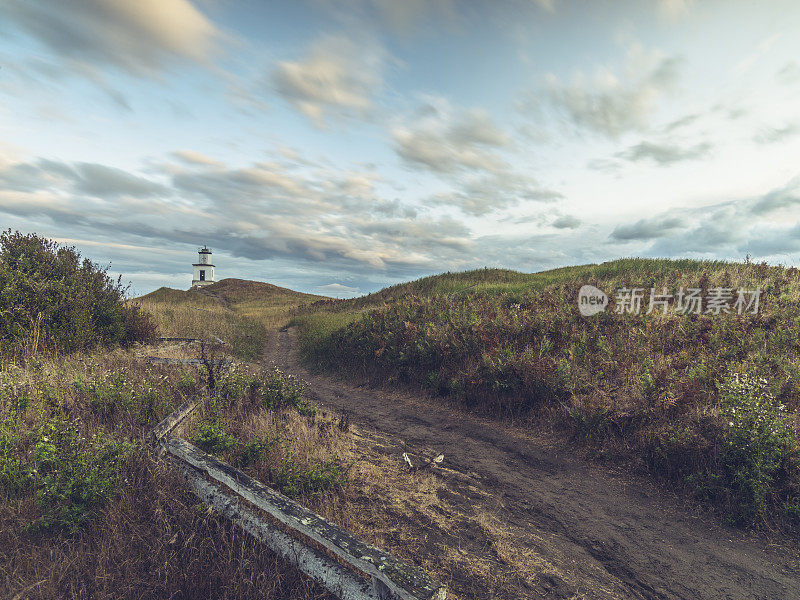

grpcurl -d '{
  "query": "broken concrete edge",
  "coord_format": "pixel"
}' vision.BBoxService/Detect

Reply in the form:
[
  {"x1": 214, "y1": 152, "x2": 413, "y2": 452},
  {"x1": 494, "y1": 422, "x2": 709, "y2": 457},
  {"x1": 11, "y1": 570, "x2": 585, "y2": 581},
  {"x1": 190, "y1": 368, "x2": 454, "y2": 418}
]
[
  {"x1": 174, "y1": 459, "x2": 385, "y2": 600},
  {"x1": 166, "y1": 437, "x2": 446, "y2": 600}
]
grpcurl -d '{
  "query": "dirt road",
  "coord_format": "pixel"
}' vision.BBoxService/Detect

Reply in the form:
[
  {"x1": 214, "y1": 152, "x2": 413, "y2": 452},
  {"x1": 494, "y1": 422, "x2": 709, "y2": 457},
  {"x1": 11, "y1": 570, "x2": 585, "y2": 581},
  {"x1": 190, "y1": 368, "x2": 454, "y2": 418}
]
[{"x1": 267, "y1": 328, "x2": 800, "y2": 600}]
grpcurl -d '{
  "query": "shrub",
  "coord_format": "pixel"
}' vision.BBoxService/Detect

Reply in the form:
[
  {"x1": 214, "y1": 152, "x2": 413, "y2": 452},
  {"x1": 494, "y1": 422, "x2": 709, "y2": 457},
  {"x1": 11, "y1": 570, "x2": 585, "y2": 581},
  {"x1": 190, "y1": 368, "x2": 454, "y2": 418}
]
[
  {"x1": 0, "y1": 229, "x2": 157, "y2": 358},
  {"x1": 238, "y1": 433, "x2": 282, "y2": 468},
  {"x1": 273, "y1": 453, "x2": 348, "y2": 499},
  {"x1": 259, "y1": 368, "x2": 316, "y2": 416},
  {"x1": 717, "y1": 372, "x2": 798, "y2": 525},
  {"x1": 192, "y1": 417, "x2": 237, "y2": 455},
  {"x1": 32, "y1": 426, "x2": 134, "y2": 532}
]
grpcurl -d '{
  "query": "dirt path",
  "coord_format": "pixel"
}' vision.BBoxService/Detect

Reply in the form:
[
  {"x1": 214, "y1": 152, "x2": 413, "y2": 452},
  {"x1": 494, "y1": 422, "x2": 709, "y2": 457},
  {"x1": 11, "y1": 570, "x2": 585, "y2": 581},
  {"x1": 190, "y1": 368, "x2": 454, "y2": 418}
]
[{"x1": 267, "y1": 328, "x2": 800, "y2": 600}]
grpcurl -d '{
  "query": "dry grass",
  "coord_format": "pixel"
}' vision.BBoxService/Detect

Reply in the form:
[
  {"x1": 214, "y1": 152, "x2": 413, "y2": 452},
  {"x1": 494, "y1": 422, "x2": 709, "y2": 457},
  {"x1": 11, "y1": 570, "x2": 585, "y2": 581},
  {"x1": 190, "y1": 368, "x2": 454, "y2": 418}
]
[
  {"x1": 133, "y1": 279, "x2": 324, "y2": 360},
  {"x1": 0, "y1": 350, "x2": 337, "y2": 600},
  {"x1": 177, "y1": 360, "x2": 574, "y2": 599},
  {"x1": 0, "y1": 454, "x2": 332, "y2": 600}
]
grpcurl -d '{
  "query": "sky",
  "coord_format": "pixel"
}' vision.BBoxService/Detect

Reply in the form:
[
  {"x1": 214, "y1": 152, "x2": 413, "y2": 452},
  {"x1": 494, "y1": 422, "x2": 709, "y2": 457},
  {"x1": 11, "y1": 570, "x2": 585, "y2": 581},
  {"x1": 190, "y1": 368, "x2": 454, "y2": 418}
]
[{"x1": 1, "y1": 0, "x2": 799, "y2": 297}]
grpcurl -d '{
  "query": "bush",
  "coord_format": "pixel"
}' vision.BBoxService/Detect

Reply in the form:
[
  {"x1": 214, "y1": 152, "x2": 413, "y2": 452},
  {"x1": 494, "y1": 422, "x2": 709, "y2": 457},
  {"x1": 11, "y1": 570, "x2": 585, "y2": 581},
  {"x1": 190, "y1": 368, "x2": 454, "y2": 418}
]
[
  {"x1": 0, "y1": 416, "x2": 134, "y2": 532},
  {"x1": 0, "y1": 229, "x2": 157, "y2": 358},
  {"x1": 259, "y1": 368, "x2": 316, "y2": 416},
  {"x1": 238, "y1": 433, "x2": 282, "y2": 468},
  {"x1": 192, "y1": 417, "x2": 237, "y2": 455},
  {"x1": 273, "y1": 453, "x2": 348, "y2": 499},
  {"x1": 32, "y1": 425, "x2": 134, "y2": 532},
  {"x1": 717, "y1": 372, "x2": 798, "y2": 525}
]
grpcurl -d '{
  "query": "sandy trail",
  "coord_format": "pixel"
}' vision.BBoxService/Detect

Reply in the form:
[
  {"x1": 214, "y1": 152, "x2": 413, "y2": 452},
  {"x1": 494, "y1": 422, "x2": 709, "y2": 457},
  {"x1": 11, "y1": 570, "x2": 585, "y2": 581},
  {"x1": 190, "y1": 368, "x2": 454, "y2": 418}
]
[{"x1": 267, "y1": 327, "x2": 800, "y2": 600}]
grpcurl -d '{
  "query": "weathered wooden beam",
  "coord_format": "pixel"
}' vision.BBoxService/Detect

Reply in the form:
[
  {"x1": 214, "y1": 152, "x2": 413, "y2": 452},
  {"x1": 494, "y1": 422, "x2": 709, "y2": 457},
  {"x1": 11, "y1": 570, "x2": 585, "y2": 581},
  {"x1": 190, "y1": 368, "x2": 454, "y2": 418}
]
[
  {"x1": 150, "y1": 396, "x2": 202, "y2": 453},
  {"x1": 175, "y1": 460, "x2": 384, "y2": 600},
  {"x1": 166, "y1": 438, "x2": 446, "y2": 600}
]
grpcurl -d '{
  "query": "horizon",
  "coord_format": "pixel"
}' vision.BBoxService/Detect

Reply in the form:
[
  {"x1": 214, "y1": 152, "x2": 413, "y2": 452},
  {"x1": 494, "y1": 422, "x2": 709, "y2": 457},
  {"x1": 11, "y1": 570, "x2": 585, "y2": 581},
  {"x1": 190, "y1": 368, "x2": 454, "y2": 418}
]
[{"x1": 2, "y1": 1, "x2": 800, "y2": 298}]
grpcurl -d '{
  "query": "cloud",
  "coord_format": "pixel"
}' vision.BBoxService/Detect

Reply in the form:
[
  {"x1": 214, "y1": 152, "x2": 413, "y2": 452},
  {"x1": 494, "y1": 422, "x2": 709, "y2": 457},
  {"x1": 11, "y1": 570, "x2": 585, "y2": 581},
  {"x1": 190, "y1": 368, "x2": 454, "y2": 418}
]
[
  {"x1": 751, "y1": 177, "x2": 800, "y2": 212},
  {"x1": 272, "y1": 35, "x2": 386, "y2": 127},
  {"x1": 393, "y1": 104, "x2": 510, "y2": 174},
  {"x1": 433, "y1": 172, "x2": 561, "y2": 216},
  {"x1": 73, "y1": 163, "x2": 170, "y2": 198},
  {"x1": 0, "y1": 152, "x2": 479, "y2": 277},
  {"x1": 777, "y1": 61, "x2": 800, "y2": 84},
  {"x1": 753, "y1": 123, "x2": 800, "y2": 144},
  {"x1": 733, "y1": 33, "x2": 781, "y2": 77},
  {"x1": 393, "y1": 99, "x2": 563, "y2": 215},
  {"x1": 172, "y1": 150, "x2": 223, "y2": 167},
  {"x1": 0, "y1": 158, "x2": 170, "y2": 198},
  {"x1": 611, "y1": 215, "x2": 687, "y2": 241},
  {"x1": 542, "y1": 44, "x2": 683, "y2": 138},
  {"x1": 311, "y1": 0, "x2": 461, "y2": 34},
  {"x1": 552, "y1": 215, "x2": 581, "y2": 229},
  {"x1": 609, "y1": 176, "x2": 800, "y2": 261},
  {"x1": 0, "y1": 0, "x2": 222, "y2": 78},
  {"x1": 663, "y1": 113, "x2": 700, "y2": 132},
  {"x1": 657, "y1": 0, "x2": 695, "y2": 21},
  {"x1": 533, "y1": 0, "x2": 557, "y2": 11},
  {"x1": 618, "y1": 140, "x2": 711, "y2": 165}
]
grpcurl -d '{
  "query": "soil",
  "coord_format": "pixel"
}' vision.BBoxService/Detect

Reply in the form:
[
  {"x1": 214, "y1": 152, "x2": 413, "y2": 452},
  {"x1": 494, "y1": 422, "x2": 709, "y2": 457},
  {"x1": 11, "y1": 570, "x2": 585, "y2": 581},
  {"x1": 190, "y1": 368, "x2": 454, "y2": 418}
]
[{"x1": 266, "y1": 327, "x2": 800, "y2": 600}]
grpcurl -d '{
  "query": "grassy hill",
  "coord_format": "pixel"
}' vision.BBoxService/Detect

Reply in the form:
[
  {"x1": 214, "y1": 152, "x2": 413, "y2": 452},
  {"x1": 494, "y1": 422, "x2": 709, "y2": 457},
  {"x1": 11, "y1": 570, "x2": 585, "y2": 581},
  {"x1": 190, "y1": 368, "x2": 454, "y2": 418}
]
[
  {"x1": 134, "y1": 278, "x2": 323, "y2": 359},
  {"x1": 293, "y1": 258, "x2": 800, "y2": 528}
]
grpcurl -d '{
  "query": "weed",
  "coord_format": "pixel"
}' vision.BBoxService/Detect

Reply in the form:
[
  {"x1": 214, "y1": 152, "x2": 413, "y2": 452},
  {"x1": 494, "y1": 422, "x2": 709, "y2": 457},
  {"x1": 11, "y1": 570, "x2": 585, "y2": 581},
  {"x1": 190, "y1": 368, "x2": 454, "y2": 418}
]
[
  {"x1": 191, "y1": 417, "x2": 237, "y2": 455},
  {"x1": 238, "y1": 433, "x2": 282, "y2": 468},
  {"x1": 273, "y1": 452, "x2": 348, "y2": 499}
]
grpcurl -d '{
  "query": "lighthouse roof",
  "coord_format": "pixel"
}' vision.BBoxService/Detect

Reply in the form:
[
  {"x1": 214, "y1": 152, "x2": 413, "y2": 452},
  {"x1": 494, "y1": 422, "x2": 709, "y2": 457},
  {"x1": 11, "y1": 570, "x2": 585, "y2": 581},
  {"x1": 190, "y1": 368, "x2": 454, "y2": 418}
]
[{"x1": 199, "y1": 246, "x2": 212, "y2": 254}]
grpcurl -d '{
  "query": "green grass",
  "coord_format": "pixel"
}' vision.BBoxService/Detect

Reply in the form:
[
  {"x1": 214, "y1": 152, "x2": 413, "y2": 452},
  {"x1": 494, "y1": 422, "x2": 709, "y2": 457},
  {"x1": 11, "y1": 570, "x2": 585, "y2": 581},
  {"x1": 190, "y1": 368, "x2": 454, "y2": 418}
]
[{"x1": 293, "y1": 257, "x2": 800, "y2": 528}]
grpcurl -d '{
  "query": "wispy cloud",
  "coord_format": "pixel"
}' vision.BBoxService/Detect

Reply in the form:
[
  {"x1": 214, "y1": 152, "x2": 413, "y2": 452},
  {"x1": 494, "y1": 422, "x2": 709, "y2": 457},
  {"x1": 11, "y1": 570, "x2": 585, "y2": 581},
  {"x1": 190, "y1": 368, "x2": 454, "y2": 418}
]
[
  {"x1": 0, "y1": 0, "x2": 223, "y2": 78},
  {"x1": 617, "y1": 140, "x2": 711, "y2": 165},
  {"x1": 540, "y1": 44, "x2": 683, "y2": 138},
  {"x1": 272, "y1": 34, "x2": 387, "y2": 127},
  {"x1": 611, "y1": 176, "x2": 800, "y2": 259},
  {"x1": 393, "y1": 103, "x2": 510, "y2": 174},
  {"x1": 753, "y1": 123, "x2": 800, "y2": 144}
]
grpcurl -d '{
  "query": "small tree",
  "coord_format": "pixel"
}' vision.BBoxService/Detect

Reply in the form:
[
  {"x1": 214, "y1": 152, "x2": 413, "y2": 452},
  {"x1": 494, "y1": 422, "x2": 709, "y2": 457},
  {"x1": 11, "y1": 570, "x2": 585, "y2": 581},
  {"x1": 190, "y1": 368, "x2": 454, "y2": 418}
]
[{"x1": 0, "y1": 230, "x2": 156, "y2": 358}]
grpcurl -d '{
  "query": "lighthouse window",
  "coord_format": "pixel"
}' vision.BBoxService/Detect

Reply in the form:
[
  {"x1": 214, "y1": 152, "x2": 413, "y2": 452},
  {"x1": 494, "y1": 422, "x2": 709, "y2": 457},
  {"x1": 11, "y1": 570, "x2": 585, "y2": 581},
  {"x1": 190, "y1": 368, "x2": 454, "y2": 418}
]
[{"x1": 200, "y1": 270, "x2": 205, "y2": 281}]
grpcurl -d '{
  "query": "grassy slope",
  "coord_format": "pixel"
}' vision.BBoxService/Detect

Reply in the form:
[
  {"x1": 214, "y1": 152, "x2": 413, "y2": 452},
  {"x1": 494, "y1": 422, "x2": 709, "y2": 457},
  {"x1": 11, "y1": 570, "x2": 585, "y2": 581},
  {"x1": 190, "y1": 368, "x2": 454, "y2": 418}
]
[
  {"x1": 293, "y1": 258, "x2": 800, "y2": 527},
  {"x1": 133, "y1": 278, "x2": 323, "y2": 360}
]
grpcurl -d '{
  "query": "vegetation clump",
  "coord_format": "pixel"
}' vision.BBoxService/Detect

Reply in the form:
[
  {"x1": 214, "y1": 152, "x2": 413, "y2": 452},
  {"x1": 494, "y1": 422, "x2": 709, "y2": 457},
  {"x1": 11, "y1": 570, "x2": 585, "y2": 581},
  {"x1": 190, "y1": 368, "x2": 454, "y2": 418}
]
[
  {"x1": 188, "y1": 366, "x2": 348, "y2": 500},
  {"x1": 716, "y1": 372, "x2": 797, "y2": 524},
  {"x1": 0, "y1": 230, "x2": 156, "y2": 359}
]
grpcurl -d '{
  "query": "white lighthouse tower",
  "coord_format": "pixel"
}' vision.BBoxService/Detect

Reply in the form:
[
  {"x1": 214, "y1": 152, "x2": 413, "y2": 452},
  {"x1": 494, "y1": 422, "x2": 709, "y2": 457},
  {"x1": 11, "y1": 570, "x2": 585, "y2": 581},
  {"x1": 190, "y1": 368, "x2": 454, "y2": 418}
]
[{"x1": 192, "y1": 246, "x2": 216, "y2": 287}]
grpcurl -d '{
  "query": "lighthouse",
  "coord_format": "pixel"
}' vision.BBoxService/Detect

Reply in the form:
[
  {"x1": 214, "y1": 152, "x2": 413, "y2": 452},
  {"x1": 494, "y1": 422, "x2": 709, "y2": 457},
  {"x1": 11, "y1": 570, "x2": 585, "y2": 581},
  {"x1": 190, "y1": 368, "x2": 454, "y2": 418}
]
[{"x1": 192, "y1": 246, "x2": 216, "y2": 287}]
